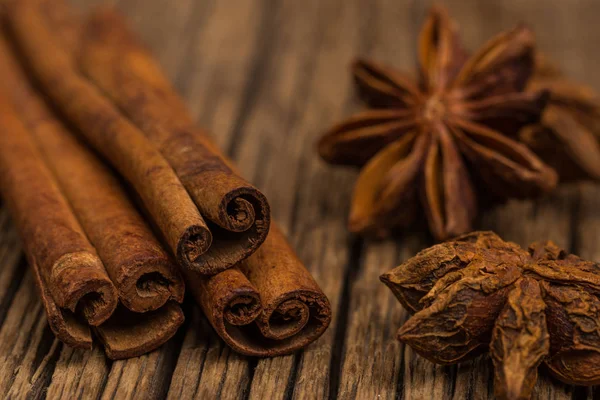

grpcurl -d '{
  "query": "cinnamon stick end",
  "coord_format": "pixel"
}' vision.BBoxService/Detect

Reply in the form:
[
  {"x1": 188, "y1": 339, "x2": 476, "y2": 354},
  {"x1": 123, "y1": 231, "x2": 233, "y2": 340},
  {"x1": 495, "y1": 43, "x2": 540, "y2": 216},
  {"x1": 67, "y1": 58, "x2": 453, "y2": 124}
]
[
  {"x1": 218, "y1": 186, "x2": 270, "y2": 234},
  {"x1": 177, "y1": 225, "x2": 213, "y2": 273},
  {"x1": 95, "y1": 302, "x2": 184, "y2": 360},
  {"x1": 118, "y1": 258, "x2": 185, "y2": 313},
  {"x1": 49, "y1": 252, "x2": 118, "y2": 326}
]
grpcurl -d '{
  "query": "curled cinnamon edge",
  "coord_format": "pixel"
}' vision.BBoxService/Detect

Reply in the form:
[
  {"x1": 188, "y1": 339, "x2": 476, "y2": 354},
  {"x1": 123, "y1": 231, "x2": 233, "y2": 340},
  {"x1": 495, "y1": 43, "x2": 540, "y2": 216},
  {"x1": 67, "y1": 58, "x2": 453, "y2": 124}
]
[
  {"x1": 95, "y1": 301, "x2": 184, "y2": 360},
  {"x1": 116, "y1": 258, "x2": 184, "y2": 313},
  {"x1": 218, "y1": 288, "x2": 330, "y2": 356},
  {"x1": 190, "y1": 227, "x2": 332, "y2": 357},
  {"x1": 50, "y1": 252, "x2": 117, "y2": 326},
  {"x1": 177, "y1": 224, "x2": 213, "y2": 272}
]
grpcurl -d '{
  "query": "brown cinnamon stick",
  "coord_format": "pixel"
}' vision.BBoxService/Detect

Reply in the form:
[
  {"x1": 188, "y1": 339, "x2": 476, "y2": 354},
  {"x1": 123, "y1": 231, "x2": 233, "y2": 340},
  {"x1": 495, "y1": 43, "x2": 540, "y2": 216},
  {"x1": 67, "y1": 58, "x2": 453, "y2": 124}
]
[
  {"x1": 77, "y1": 7, "x2": 271, "y2": 274},
  {"x1": 0, "y1": 91, "x2": 118, "y2": 347},
  {"x1": 75, "y1": 6, "x2": 331, "y2": 356},
  {"x1": 95, "y1": 302, "x2": 184, "y2": 360},
  {"x1": 74, "y1": 6, "x2": 331, "y2": 356},
  {"x1": 32, "y1": 0, "x2": 81, "y2": 54},
  {"x1": 5, "y1": 0, "x2": 215, "y2": 274},
  {"x1": 0, "y1": 29, "x2": 185, "y2": 357},
  {"x1": 0, "y1": 33, "x2": 185, "y2": 313},
  {"x1": 188, "y1": 226, "x2": 331, "y2": 356}
]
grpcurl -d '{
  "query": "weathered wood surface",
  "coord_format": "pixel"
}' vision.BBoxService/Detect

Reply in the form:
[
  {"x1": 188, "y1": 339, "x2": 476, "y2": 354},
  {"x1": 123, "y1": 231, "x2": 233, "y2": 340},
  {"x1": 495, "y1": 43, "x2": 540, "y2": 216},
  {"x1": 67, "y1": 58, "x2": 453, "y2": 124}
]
[{"x1": 1, "y1": 0, "x2": 599, "y2": 398}]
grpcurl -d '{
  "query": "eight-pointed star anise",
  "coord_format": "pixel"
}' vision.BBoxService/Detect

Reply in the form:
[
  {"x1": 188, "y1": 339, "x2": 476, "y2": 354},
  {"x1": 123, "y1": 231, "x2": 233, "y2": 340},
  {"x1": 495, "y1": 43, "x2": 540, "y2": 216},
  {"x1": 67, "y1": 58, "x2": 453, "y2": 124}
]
[
  {"x1": 381, "y1": 231, "x2": 600, "y2": 400},
  {"x1": 317, "y1": 6, "x2": 557, "y2": 240}
]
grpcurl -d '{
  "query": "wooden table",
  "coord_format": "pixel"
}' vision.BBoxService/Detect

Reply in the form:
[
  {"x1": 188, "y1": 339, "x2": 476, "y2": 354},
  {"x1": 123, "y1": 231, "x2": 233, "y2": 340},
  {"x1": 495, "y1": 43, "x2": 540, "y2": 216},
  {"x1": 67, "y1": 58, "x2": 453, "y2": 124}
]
[{"x1": 1, "y1": 0, "x2": 600, "y2": 398}]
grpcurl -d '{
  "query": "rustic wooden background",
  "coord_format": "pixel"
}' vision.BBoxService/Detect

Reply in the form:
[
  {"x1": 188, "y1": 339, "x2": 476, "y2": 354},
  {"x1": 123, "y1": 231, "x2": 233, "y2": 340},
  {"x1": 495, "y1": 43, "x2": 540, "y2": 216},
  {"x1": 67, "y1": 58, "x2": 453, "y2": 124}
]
[{"x1": 1, "y1": 0, "x2": 599, "y2": 398}]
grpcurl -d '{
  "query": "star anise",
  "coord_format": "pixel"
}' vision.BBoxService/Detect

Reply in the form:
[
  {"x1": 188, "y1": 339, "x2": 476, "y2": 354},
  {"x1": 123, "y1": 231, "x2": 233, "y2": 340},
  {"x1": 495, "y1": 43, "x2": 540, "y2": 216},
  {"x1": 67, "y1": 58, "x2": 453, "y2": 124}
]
[
  {"x1": 381, "y1": 231, "x2": 600, "y2": 400},
  {"x1": 520, "y1": 55, "x2": 600, "y2": 182},
  {"x1": 317, "y1": 6, "x2": 557, "y2": 240}
]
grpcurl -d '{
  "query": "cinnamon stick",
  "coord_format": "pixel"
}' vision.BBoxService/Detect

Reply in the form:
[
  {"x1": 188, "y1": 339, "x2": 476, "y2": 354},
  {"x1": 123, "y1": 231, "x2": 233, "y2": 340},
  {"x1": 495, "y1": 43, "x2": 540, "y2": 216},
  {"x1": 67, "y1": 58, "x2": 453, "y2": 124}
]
[
  {"x1": 188, "y1": 226, "x2": 332, "y2": 356},
  {"x1": 70, "y1": 6, "x2": 332, "y2": 354},
  {"x1": 5, "y1": 0, "x2": 216, "y2": 274},
  {"x1": 95, "y1": 302, "x2": 184, "y2": 360},
  {"x1": 0, "y1": 28, "x2": 185, "y2": 357},
  {"x1": 0, "y1": 91, "x2": 118, "y2": 347},
  {"x1": 32, "y1": 0, "x2": 81, "y2": 55},
  {"x1": 0, "y1": 33, "x2": 185, "y2": 314},
  {"x1": 77, "y1": 7, "x2": 271, "y2": 274}
]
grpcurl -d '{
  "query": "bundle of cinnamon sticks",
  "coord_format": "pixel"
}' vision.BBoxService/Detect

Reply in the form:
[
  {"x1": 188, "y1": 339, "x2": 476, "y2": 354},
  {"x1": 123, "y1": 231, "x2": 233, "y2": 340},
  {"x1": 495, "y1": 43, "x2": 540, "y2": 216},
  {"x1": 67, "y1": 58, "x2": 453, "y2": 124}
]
[{"x1": 0, "y1": 0, "x2": 331, "y2": 359}]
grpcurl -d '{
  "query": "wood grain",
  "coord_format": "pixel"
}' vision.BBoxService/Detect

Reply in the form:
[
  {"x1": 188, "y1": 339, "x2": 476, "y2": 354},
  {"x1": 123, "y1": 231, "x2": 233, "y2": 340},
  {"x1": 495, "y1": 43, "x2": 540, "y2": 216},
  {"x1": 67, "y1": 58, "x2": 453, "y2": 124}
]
[{"x1": 1, "y1": 0, "x2": 600, "y2": 398}]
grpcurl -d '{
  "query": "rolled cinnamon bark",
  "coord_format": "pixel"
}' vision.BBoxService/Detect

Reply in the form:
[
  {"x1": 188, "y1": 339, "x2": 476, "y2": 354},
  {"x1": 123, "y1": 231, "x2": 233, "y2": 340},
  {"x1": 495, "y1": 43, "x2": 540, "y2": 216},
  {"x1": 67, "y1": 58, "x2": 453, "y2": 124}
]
[
  {"x1": 74, "y1": 7, "x2": 331, "y2": 355},
  {"x1": 32, "y1": 261, "x2": 93, "y2": 349},
  {"x1": 187, "y1": 226, "x2": 332, "y2": 357},
  {"x1": 5, "y1": 0, "x2": 214, "y2": 274},
  {"x1": 77, "y1": 7, "x2": 271, "y2": 274},
  {"x1": 33, "y1": 0, "x2": 81, "y2": 55},
  {"x1": 96, "y1": 302, "x2": 184, "y2": 360},
  {"x1": 0, "y1": 33, "x2": 185, "y2": 313},
  {"x1": 0, "y1": 91, "x2": 118, "y2": 346}
]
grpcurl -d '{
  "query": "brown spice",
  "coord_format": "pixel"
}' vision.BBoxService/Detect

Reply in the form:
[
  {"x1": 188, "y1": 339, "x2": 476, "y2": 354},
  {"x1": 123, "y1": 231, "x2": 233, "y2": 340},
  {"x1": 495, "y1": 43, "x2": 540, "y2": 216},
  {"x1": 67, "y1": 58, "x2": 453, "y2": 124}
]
[
  {"x1": 34, "y1": 0, "x2": 81, "y2": 55},
  {"x1": 95, "y1": 302, "x2": 184, "y2": 360},
  {"x1": 520, "y1": 54, "x2": 600, "y2": 182},
  {"x1": 77, "y1": 7, "x2": 271, "y2": 275},
  {"x1": 381, "y1": 232, "x2": 600, "y2": 399},
  {"x1": 68, "y1": 5, "x2": 331, "y2": 355},
  {"x1": 318, "y1": 5, "x2": 557, "y2": 240},
  {"x1": 0, "y1": 90, "x2": 118, "y2": 347},
  {"x1": 188, "y1": 226, "x2": 331, "y2": 356},
  {"x1": 0, "y1": 32, "x2": 184, "y2": 313},
  {"x1": 6, "y1": 0, "x2": 214, "y2": 273}
]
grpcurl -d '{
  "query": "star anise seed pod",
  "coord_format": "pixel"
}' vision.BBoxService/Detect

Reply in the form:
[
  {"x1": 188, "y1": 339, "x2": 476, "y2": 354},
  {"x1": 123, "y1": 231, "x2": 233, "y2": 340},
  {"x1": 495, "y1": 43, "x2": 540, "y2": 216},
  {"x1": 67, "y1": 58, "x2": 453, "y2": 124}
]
[
  {"x1": 381, "y1": 231, "x2": 600, "y2": 400},
  {"x1": 318, "y1": 6, "x2": 557, "y2": 240},
  {"x1": 521, "y1": 55, "x2": 600, "y2": 182}
]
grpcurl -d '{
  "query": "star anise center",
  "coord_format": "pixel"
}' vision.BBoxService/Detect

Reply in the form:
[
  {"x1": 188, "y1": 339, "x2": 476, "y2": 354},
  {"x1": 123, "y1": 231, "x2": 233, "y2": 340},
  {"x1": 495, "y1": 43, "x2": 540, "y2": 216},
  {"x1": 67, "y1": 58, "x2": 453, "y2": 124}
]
[
  {"x1": 422, "y1": 94, "x2": 447, "y2": 122},
  {"x1": 317, "y1": 6, "x2": 558, "y2": 241}
]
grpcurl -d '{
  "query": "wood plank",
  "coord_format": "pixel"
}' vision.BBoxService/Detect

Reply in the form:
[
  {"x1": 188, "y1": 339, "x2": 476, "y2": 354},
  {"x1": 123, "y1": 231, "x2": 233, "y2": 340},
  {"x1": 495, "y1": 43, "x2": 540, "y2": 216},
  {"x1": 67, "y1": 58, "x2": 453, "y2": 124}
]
[
  {"x1": 45, "y1": 347, "x2": 109, "y2": 399},
  {"x1": 0, "y1": 209, "x2": 24, "y2": 327},
  {"x1": 116, "y1": 0, "x2": 201, "y2": 80},
  {"x1": 100, "y1": 336, "x2": 182, "y2": 400},
  {"x1": 0, "y1": 271, "x2": 62, "y2": 399},
  {"x1": 167, "y1": 0, "x2": 268, "y2": 153},
  {"x1": 285, "y1": 0, "x2": 373, "y2": 396},
  {"x1": 168, "y1": 309, "x2": 252, "y2": 400}
]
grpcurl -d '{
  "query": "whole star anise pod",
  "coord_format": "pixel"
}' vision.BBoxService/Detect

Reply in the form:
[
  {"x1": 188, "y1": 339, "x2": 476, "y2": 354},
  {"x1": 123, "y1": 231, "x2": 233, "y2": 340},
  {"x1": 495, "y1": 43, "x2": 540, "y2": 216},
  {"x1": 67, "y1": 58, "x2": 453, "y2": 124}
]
[
  {"x1": 317, "y1": 6, "x2": 557, "y2": 240},
  {"x1": 520, "y1": 55, "x2": 600, "y2": 182},
  {"x1": 381, "y1": 231, "x2": 600, "y2": 400}
]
